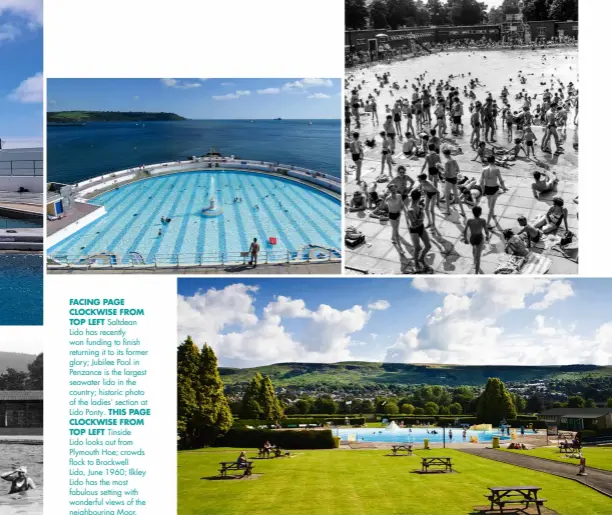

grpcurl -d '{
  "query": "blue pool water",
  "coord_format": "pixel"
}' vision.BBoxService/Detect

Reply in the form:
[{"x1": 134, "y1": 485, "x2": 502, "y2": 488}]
[
  {"x1": 0, "y1": 254, "x2": 43, "y2": 325},
  {"x1": 337, "y1": 427, "x2": 510, "y2": 444},
  {"x1": 48, "y1": 170, "x2": 341, "y2": 264},
  {"x1": 47, "y1": 119, "x2": 341, "y2": 183}
]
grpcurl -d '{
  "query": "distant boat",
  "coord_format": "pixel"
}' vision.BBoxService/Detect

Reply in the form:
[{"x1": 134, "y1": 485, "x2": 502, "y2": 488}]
[
  {"x1": 309, "y1": 121, "x2": 313, "y2": 125},
  {"x1": 274, "y1": 118, "x2": 282, "y2": 120}
]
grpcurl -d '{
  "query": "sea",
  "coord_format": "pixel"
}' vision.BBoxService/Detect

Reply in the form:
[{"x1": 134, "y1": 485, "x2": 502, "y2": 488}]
[{"x1": 47, "y1": 119, "x2": 341, "y2": 184}]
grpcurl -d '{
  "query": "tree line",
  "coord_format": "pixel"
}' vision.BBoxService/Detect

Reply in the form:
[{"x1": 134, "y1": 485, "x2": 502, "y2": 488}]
[
  {"x1": 0, "y1": 354, "x2": 43, "y2": 390},
  {"x1": 347, "y1": 0, "x2": 578, "y2": 31}
]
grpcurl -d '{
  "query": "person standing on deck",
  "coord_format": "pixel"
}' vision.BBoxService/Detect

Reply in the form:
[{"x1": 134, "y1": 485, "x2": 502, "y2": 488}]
[{"x1": 249, "y1": 238, "x2": 260, "y2": 267}]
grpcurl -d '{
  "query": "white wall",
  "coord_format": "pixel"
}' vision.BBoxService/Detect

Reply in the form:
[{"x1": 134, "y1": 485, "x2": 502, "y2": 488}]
[{"x1": 0, "y1": 176, "x2": 44, "y2": 193}]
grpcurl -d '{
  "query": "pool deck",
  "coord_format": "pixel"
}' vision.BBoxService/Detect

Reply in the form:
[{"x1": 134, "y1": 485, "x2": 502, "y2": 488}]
[
  {"x1": 345, "y1": 124, "x2": 578, "y2": 275},
  {"x1": 47, "y1": 201, "x2": 103, "y2": 236},
  {"x1": 47, "y1": 261, "x2": 341, "y2": 274}
]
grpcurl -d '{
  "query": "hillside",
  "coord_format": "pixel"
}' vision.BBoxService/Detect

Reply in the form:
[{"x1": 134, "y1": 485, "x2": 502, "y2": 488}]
[
  {"x1": 219, "y1": 362, "x2": 612, "y2": 389},
  {"x1": 0, "y1": 352, "x2": 38, "y2": 373},
  {"x1": 47, "y1": 111, "x2": 187, "y2": 123}
]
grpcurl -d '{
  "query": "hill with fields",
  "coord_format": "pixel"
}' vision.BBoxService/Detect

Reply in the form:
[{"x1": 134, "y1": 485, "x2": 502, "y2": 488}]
[
  {"x1": 47, "y1": 111, "x2": 187, "y2": 123},
  {"x1": 219, "y1": 362, "x2": 612, "y2": 389},
  {"x1": 0, "y1": 352, "x2": 38, "y2": 373}
]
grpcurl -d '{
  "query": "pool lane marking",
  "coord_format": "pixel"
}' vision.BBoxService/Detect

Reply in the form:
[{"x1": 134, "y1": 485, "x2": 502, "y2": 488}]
[
  {"x1": 247, "y1": 173, "x2": 302, "y2": 254},
  {"x1": 230, "y1": 172, "x2": 255, "y2": 255},
  {"x1": 215, "y1": 173, "x2": 228, "y2": 260},
  {"x1": 279, "y1": 181, "x2": 340, "y2": 249},
  {"x1": 236, "y1": 172, "x2": 289, "y2": 255},
  {"x1": 123, "y1": 175, "x2": 190, "y2": 257},
  {"x1": 145, "y1": 173, "x2": 192, "y2": 263},
  {"x1": 49, "y1": 177, "x2": 169, "y2": 255},
  {"x1": 194, "y1": 174, "x2": 211, "y2": 257},
  {"x1": 172, "y1": 173, "x2": 203, "y2": 257},
  {"x1": 107, "y1": 175, "x2": 192, "y2": 259}
]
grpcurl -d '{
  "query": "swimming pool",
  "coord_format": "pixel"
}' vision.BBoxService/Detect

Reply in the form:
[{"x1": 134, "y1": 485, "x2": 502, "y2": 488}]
[
  {"x1": 337, "y1": 427, "x2": 510, "y2": 444},
  {"x1": 48, "y1": 170, "x2": 341, "y2": 265},
  {"x1": 0, "y1": 254, "x2": 43, "y2": 325},
  {"x1": 0, "y1": 216, "x2": 42, "y2": 229}
]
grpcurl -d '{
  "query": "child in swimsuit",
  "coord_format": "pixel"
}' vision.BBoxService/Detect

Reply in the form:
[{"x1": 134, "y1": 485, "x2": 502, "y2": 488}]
[
  {"x1": 407, "y1": 189, "x2": 431, "y2": 270},
  {"x1": 464, "y1": 205, "x2": 489, "y2": 274},
  {"x1": 421, "y1": 144, "x2": 442, "y2": 189},
  {"x1": 516, "y1": 215, "x2": 542, "y2": 248},
  {"x1": 417, "y1": 173, "x2": 439, "y2": 229},
  {"x1": 522, "y1": 126, "x2": 537, "y2": 158}
]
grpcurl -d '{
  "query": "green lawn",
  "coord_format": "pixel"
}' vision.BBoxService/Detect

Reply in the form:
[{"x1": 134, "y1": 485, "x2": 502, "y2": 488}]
[
  {"x1": 502, "y1": 445, "x2": 612, "y2": 472},
  {"x1": 178, "y1": 448, "x2": 612, "y2": 515}
]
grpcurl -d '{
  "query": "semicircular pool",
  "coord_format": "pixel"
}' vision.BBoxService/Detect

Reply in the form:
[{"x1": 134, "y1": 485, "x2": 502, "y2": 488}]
[{"x1": 48, "y1": 170, "x2": 341, "y2": 265}]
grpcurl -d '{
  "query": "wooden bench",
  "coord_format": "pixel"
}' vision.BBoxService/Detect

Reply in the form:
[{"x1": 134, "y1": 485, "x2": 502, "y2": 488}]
[
  {"x1": 218, "y1": 461, "x2": 254, "y2": 477},
  {"x1": 487, "y1": 486, "x2": 546, "y2": 515},
  {"x1": 421, "y1": 457, "x2": 452, "y2": 473},
  {"x1": 258, "y1": 447, "x2": 282, "y2": 458},
  {"x1": 391, "y1": 444, "x2": 413, "y2": 456},
  {"x1": 558, "y1": 443, "x2": 581, "y2": 453}
]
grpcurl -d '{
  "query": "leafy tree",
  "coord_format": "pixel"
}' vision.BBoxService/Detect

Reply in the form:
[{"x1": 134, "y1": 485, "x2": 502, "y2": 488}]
[
  {"x1": 414, "y1": 407, "x2": 425, "y2": 415},
  {"x1": 27, "y1": 353, "x2": 43, "y2": 390},
  {"x1": 453, "y1": 386, "x2": 475, "y2": 413},
  {"x1": 607, "y1": 398, "x2": 612, "y2": 408},
  {"x1": 295, "y1": 398, "x2": 312, "y2": 414},
  {"x1": 260, "y1": 375, "x2": 284, "y2": 421},
  {"x1": 415, "y1": 0, "x2": 431, "y2": 25},
  {"x1": 314, "y1": 395, "x2": 338, "y2": 414},
  {"x1": 501, "y1": 0, "x2": 522, "y2": 14},
  {"x1": 241, "y1": 373, "x2": 264, "y2": 419},
  {"x1": 0, "y1": 368, "x2": 28, "y2": 390},
  {"x1": 448, "y1": 402, "x2": 463, "y2": 415},
  {"x1": 346, "y1": 0, "x2": 369, "y2": 30},
  {"x1": 439, "y1": 405, "x2": 450, "y2": 415},
  {"x1": 361, "y1": 399, "x2": 374, "y2": 413},
  {"x1": 548, "y1": 0, "x2": 578, "y2": 21},
  {"x1": 488, "y1": 6, "x2": 505, "y2": 24},
  {"x1": 512, "y1": 393, "x2": 527, "y2": 414},
  {"x1": 585, "y1": 398, "x2": 597, "y2": 408},
  {"x1": 370, "y1": 0, "x2": 390, "y2": 29},
  {"x1": 567, "y1": 395, "x2": 585, "y2": 408},
  {"x1": 526, "y1": 394, "x2": 544, "y2": 413},
  {"x1": 384, "y1": 400, "x2": 400, "y2": 415},
  {"x1": 522, "y1": 0, "x2": 552, "y2": 21},
  {"x1": 177, "y1": 337, "x2": 201, "y2": 437},
  {"x1": 424, "y1": 401, "x2": 439, "y2": 415},
  {"x1": 476, "y1": 378, "x2": 517, "y2": 424},
  {"x1": 426, "y1": 0, "x2": 450, "y2": 25},
  {"x1": 447, "y1": 0, "x2": 487, "y2": 25},
  {"x1": 400, "y1": 403, "x2": 415, "y2": 415},
  {"x1": 551, "y1": 401, "x2": 567, "y2": 408}
]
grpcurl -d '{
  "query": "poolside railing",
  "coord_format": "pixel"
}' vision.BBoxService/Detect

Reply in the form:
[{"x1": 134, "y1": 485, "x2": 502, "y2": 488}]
[
  {"x1": 48, "y1": 246, "x2": 342, "y2": 269},
  {"x1": 0, "y1": 160, "x2": 43, "y2": 177}
]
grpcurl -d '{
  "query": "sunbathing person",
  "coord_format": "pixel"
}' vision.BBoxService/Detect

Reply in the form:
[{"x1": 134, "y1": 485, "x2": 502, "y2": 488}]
[
  {"x1": 458, "y1": 178, "x2": 483, "y2": 207},
  {"x1": 533, "y1": 197, "x2": 569, "y2": 233},
  {"x1": 531, "y1": 171, "x2": 558, "y2": 199},
  {"x1": 516, "y1": 216, "x2": 542, "y2": 248},
  {"x1": 503, "y1": 229, "x2": 530, "y2": 257},
  {"x1": 349, "y1": 190, "x2": 367, "y2": 212}
]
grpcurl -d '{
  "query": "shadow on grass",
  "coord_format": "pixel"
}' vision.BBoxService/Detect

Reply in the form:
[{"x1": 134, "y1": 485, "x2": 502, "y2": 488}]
[{"x1": 202, "y1": 474, "x2": 262, "y2": 481}]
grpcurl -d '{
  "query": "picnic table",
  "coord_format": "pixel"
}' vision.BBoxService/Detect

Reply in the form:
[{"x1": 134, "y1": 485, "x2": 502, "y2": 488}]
[
  {"x1": 487, "y1": 486, "x2": 546, "y2": 515},
  {"x1": 218, "y1": 461, "x2": 254, "y2": 477},
  {"x1": 258, "y1": 447, "x2": 282, "y2": 458},
  {"x1": 421, "y1": 456, "x2": 452, "y2": 473},
  {"x1": 391, "y1": 444, "x2": 413, "y2": 456},
  {"x1": 558, "y1": 442, "x2": 581, "y2": 453}
]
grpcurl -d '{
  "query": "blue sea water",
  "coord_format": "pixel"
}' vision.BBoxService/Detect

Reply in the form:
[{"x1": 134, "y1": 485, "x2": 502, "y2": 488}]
[
  {"x1": 0, "y1": 254, "x2": 43, "y2": 325},
  {"x1": 47, "y1": 119, "x2": 341, "y2": 184}
]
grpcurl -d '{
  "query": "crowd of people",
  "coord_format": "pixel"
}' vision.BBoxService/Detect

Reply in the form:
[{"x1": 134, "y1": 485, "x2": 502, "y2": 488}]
[{"x1": 345, "y1": 49, "x2": 578, "y2": 274}]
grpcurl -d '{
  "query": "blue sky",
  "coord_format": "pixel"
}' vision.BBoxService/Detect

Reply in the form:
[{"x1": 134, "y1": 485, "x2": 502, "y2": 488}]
[
  {"x1": 177, "y1": 278, "x2": 612, "y2": 368},
  {"x1": 47, "y1": 78, "x2": 341, "y2": 119},
  {"x1": 0, "y1": 1, "x2": 42, "y2": 146}
]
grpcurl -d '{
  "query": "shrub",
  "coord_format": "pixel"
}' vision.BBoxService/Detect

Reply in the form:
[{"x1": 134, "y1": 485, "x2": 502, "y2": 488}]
[
  {"x1": 217, "y1": 429, "x2": 335, "y2": 449},
  {"x1": 233, "y1": 417, "x2": 365, "y2": 428}
]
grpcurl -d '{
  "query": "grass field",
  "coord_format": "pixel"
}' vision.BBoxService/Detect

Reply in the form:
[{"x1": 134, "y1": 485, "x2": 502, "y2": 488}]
[
  {"x1": 503, "y1": 446, "x2": 612, "y2": 472},
  {"x1": 178, "y1": 448, "x2": 612, "y2": 515}
]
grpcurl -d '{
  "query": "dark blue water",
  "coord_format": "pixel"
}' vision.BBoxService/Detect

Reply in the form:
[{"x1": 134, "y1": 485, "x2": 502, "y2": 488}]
[
  {"x1": 47, "y1": 119, "x2": 341, "y2": 183},
  {"x1": 0, "y1": 254, "x2": 43, "y2": 325}
]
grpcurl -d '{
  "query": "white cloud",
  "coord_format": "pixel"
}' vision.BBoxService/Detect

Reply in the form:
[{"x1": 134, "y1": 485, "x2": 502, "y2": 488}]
[
  {"x1": 283, "y1": 78, "x2": 333, "y2": 91},
  {"x1": 160, "y1": 78, "x2": 201, "y2": 89},
  {"x1": 8, "y1": 72, "x2": 42, "y2": 103},
  {"x1": 133, "y1": 96, "x2": 140, "y2": 101},
  {"x1": 368, "y1": 300, "x2": 390, "y2": 311},
  {"x1": 221, "y1": 82, "x2": 235, "y2": 87},
  {"x1": 0, "y1": 22, "x2": 20, "y2": 42},
  {"x1": 0, "y1": 0, "x2": 43, "y2": 26},
  {"x1": 257, "y1": 88, "x2": 280, "y2": 95},
  {"x1": 308, "y1": 93, "x2": 331, "y2": 99},
  {"x1": 529, "y1": 281, "x2": 574, "y2": 310},
  {"x1": 212, "y1": 90, "x2": 250, "y2": 101}
]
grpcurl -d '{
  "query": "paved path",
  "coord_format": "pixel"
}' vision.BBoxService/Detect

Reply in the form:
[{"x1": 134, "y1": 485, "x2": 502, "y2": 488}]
[{"x1": 459, "y1": 447, "x2": 612, "y2": 497}]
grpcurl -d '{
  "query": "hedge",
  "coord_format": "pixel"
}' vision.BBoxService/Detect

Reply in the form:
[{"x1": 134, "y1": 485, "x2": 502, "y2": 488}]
[
  {"x1": 218, "y1": 429, "x2": 335, "y2": 449},
  {"x1": 233, "y1": 417, "x2": 365, "y2": 428}
]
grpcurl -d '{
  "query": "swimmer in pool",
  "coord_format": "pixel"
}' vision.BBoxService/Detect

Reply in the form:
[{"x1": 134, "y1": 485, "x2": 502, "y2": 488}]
[{"x1": 1, "y1": 467, "x2": 36, "y2": 494}]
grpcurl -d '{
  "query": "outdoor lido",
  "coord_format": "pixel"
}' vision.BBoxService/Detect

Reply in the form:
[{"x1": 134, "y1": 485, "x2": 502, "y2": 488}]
[{"x1": 46, "y1": 154, "x2": 341, "y2": 270}]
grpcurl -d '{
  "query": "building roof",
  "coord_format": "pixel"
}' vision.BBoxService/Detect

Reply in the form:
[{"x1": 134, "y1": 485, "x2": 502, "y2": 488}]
[
  {"x1": 0, "y1": 391, "x2": 43, "y2": 401},
  {"x1": 540, "y1": 408, "x2": 611, "y2": 418}
]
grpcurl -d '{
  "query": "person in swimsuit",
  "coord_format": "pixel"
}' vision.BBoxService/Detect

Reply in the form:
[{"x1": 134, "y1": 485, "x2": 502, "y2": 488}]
[
  {"x1": 522, "y1": 125, "x2": 538, "y2": 158},
  {"x1": 402, "y1": 132, "x2": 417, "y2": 158},
  {"x1": 517, "y1": 215, "x2": 542, "y2": 248},
  {"x1": 388, "y1": 166, "x2": 415, "y2": 202},
  {"x1": 392, "y1": 101, "x2": 403, "y2": 139},
  {"x1": 350, "y1": 90, "x2": 361, "y2": 129},
  {"x1": 464, "y1": 205, "x2": 489, "y2": 274},
  {"x1": 533, "y1": 197, "x2": 569, "y2": 233},
  {"x1": 371, "y1": 97, "x2": 379, "y2": 125},
  {"x1": 406, "y1": 189, "x2": 431, "y2": 270},
  {"x1": 470, "y1": 103, "x2": 482, "y2": 150},
  {"x1": 503, "y1": 229, "x2": 530, "y2": 257},
  {"x1": 480, "y1": 155, "x2": 508, "y2": 228},
  {"x1": 541, "y1": 105, "x2": 563, "y2": 154},
  {"x1": 249, "y1": 238, "x2": 260, "y2": 267},
  {"x1": 404, "y1": 102, "x2": 415, "y2": 137},
  {"x1": 434, "y1": 99, "x2": 447, "y2": 135},
  {"x1": 421, "y1": 144, "x2": 442, "y2": 190},
  {"x1": 417, "y1": 173, "x2": 439, "y2": 230},
  {"x1": 350, "y1": 132, "x2": 364, "y2": 183},
  {"x1": 442, "y1": 148, "x2": 466, "y2": 218},
  {"x1": 380, "y1": 131, "x2": 393, "y2": 176},
  {"x1": 386, "y1": 185, "x2": 403, "y2": 244},
  {"x1": 1, "y1": 467, "x2": 36, "y2": 494},
  {"x1": 349, "y1": 190, "x2": 367, "y2": 212},
  {"x1": 383, "y1": 115, "x2": 396, "y2": 153},
  {"x1": 531, "y1": 170, "x2": 558, "y2": 198}
]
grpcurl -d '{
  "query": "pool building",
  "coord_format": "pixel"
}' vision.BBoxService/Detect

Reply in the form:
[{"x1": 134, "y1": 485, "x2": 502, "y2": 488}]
[{"x1": 47, "y1": 155, "x2": 341, "y2": 271}]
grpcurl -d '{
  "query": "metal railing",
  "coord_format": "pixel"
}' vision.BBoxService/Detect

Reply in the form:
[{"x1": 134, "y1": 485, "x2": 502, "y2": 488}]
[
  {"x1": 0, "y1": 160, "x2": 43, "y2": 177},
  {"x1": 48, "y1": 246, "x2": 342, "y2": 269}
]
